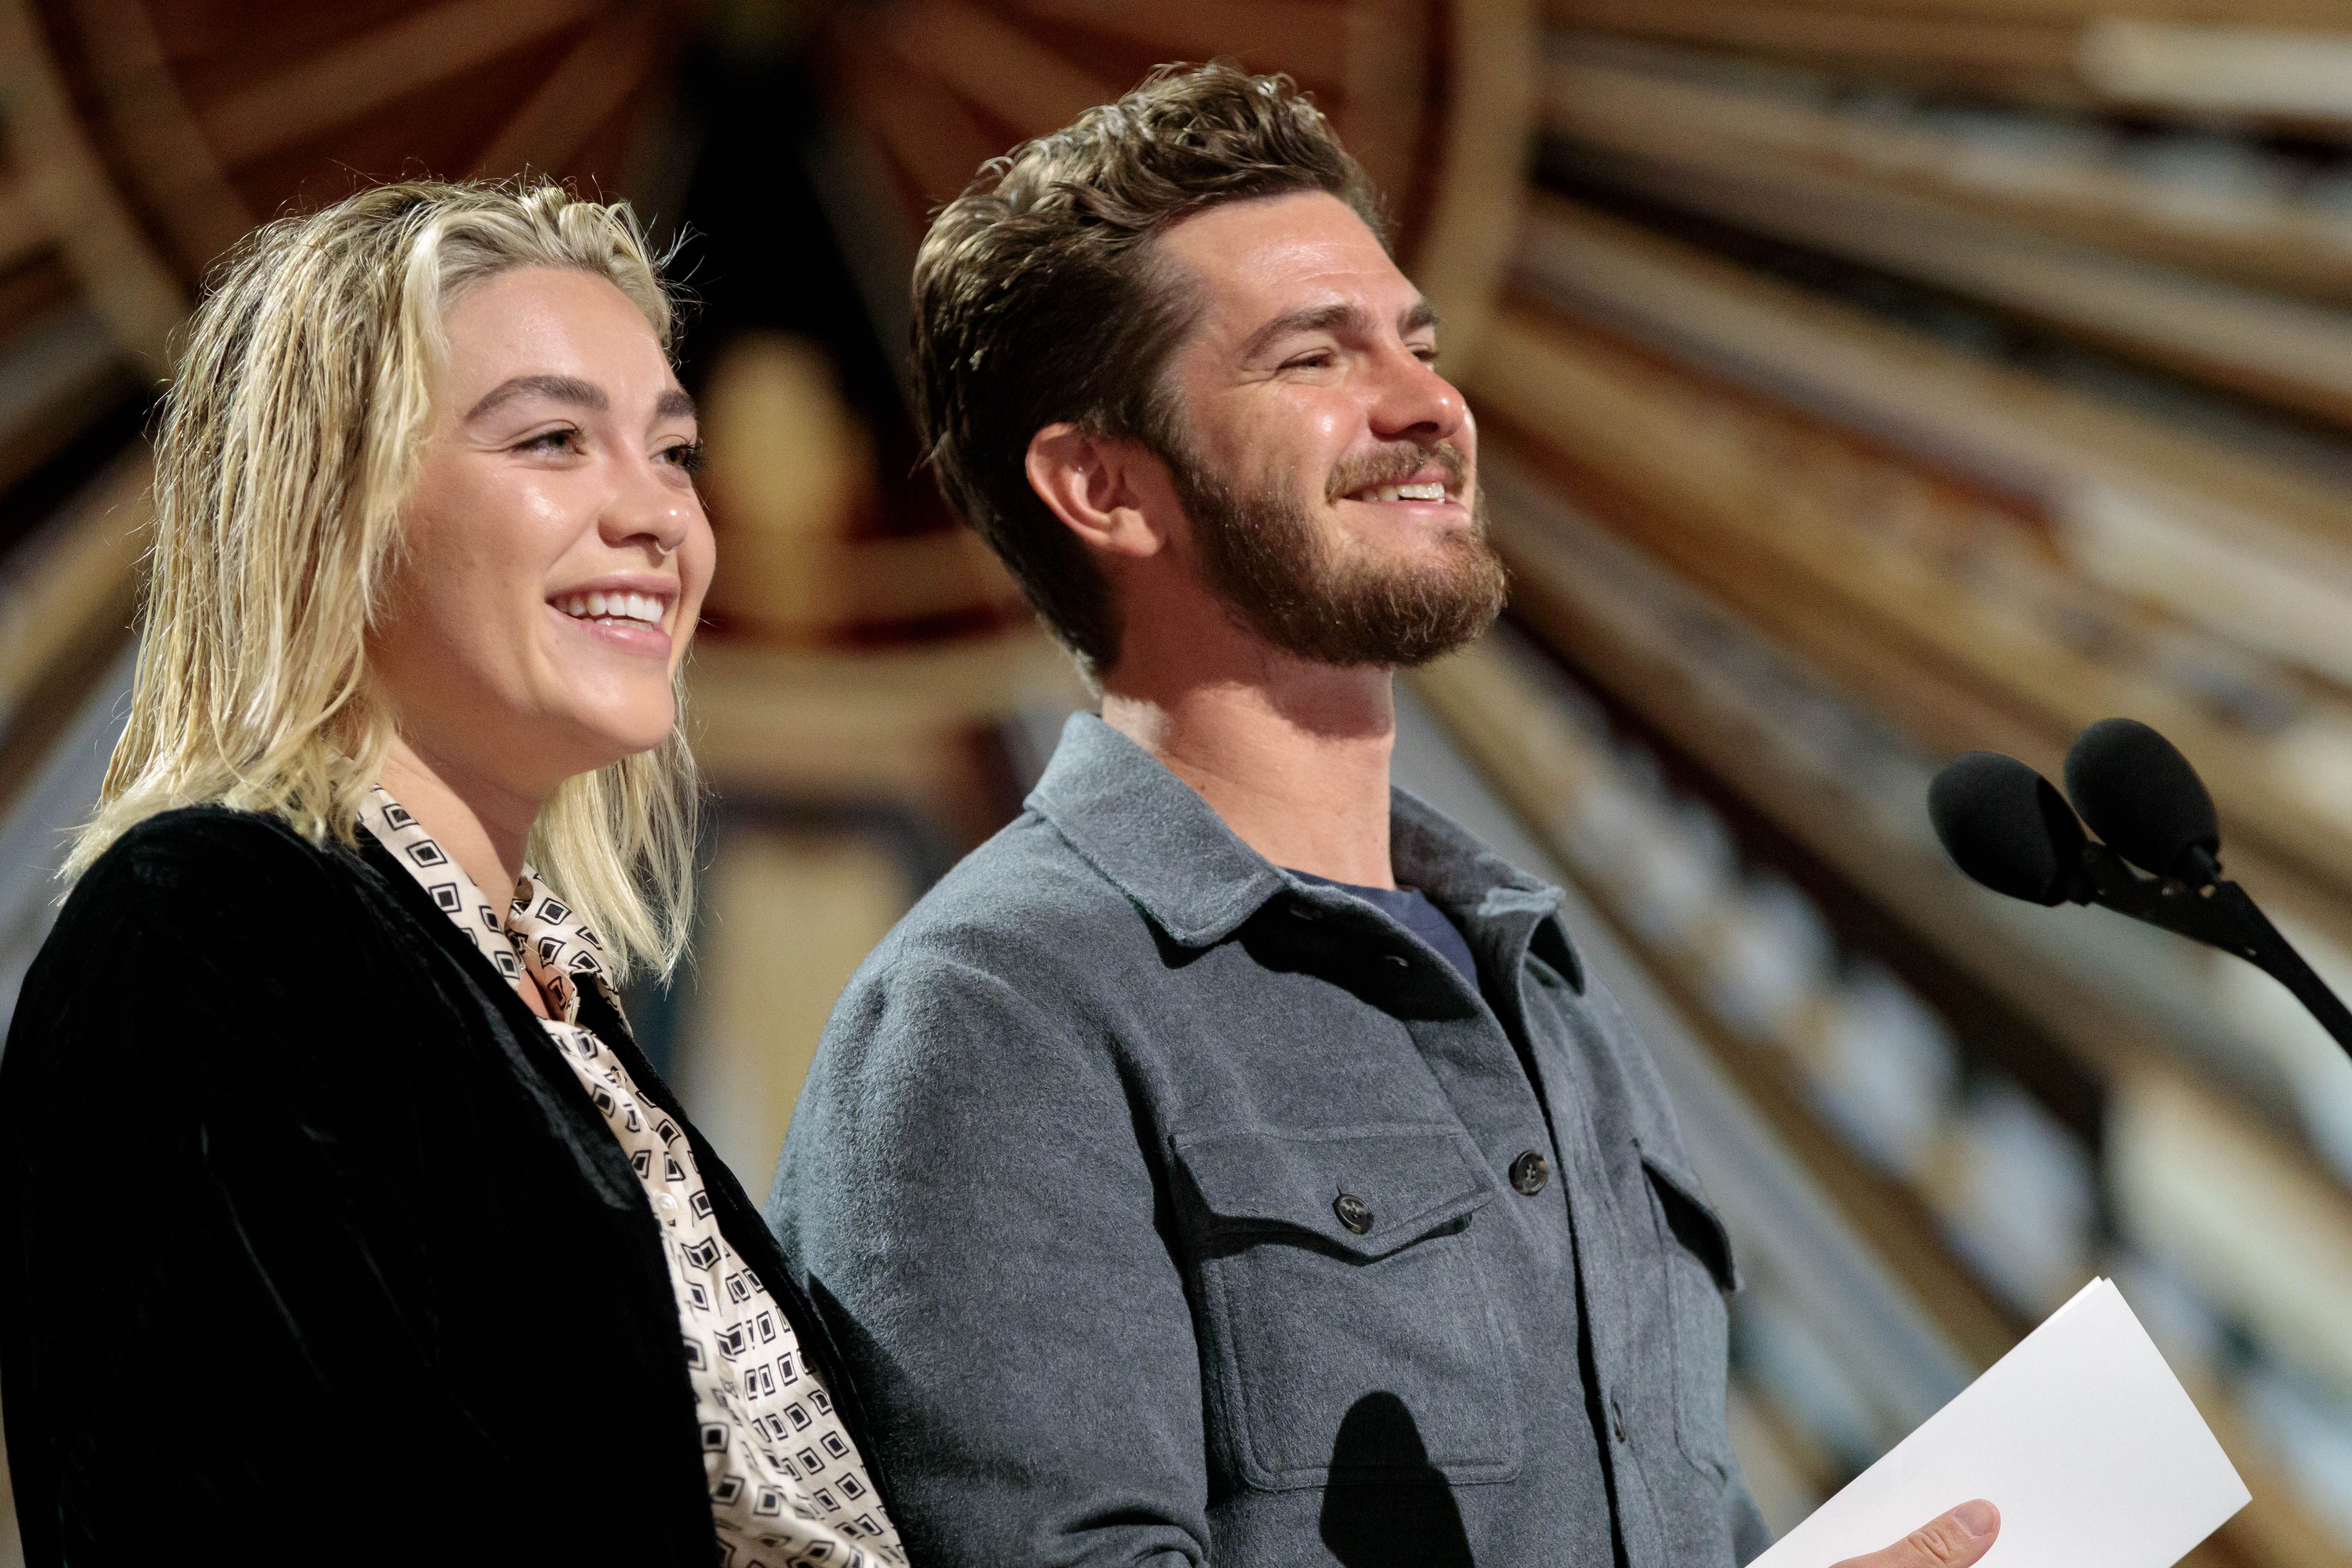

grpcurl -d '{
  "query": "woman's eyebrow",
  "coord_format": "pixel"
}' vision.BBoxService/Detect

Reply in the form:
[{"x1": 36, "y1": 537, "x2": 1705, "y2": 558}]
[
  {"x1": 465, "y1": 373, "x2": 606, "y2": 422},
  {"x1": 656, "y1": 387, "x2": 696, "y2": 420}
]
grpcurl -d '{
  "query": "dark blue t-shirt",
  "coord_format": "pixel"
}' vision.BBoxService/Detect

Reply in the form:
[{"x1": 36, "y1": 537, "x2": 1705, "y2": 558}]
[{"x1": 1288, "y1": 869, "x2": 1480, "y2": 990}]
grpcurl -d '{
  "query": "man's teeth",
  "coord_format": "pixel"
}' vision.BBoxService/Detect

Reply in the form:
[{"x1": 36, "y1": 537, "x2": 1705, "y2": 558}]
[
  {"x1": 556, "y1": 591, "x2": 664, "y2": 625},
  {"x1": 1360, "y1": 482, "x2": 1447, "y2": 502}
]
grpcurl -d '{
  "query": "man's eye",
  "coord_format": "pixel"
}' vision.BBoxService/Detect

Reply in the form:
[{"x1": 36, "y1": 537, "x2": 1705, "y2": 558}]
[{"x1": 1283, "y1": 352, "x2": 1334, "y2": 371}]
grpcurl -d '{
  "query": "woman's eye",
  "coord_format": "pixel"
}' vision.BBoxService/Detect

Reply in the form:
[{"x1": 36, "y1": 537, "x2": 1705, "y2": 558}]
[
  {"x1": 518, "y1": 428, "x2": 581, "y2": 455},
  {"x1": 662, "y1": 441, "x2": 704, "y2": 474}
]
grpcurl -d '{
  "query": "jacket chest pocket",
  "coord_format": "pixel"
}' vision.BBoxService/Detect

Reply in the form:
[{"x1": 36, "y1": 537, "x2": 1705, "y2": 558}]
[
  {"x1": 1173, "y1": 1124, "x2": 1522, "y2": 1492},
  {"x1": 1640, "y1": 1151, "x2": 1740, "y2": 1484}
]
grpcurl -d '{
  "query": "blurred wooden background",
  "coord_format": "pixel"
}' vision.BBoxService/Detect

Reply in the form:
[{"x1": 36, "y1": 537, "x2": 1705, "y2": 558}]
[{"x1": 8, "y1": 1, "x2": 2352, "y2": 1562}]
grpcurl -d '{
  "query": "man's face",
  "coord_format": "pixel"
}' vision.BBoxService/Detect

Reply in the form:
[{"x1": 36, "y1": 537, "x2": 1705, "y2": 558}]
[{"x1": 1147, "y1": 190, "x2": 1504, "y2": 667}]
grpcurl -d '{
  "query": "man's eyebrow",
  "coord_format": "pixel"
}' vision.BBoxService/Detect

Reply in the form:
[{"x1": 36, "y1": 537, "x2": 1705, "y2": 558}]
[
  {"x1": 1240, "y1": 302, "x2": 1365, "y2": 360},
  {"x1": 464, "y1": 373, "x2": 607, "y2": 422},
  {"x1": 1239, "y1": 299, "x2": 1441, "y2": 359}
]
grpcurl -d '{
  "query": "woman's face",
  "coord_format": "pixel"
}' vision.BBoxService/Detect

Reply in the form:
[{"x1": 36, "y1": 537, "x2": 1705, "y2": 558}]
[{"x1": 371, "y1": 266, "x2": 713, "y2": 795}]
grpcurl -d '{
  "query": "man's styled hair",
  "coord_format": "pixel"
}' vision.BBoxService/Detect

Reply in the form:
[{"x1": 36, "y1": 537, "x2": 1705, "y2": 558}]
[
  {"x1": 912, "y1": 62, "x2": 1384, "y2": 676},
  {"x1": 72, "y1": 180, "x2": 699, "y2": 980}
]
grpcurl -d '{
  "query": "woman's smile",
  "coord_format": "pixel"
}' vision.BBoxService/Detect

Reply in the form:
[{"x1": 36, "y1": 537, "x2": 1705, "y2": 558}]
[{"x1": 547, "y1": 572, "x2": 680, "y2": 658}]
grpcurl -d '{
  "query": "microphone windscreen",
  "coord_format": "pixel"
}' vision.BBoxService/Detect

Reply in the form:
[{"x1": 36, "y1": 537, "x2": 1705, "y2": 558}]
[
  {"x1": 1928, "y1": 752, "x2": 2087, "y2": 906},
  {"x1": 2063, "y1": 718, "x2": 2219, "y2": 881}
]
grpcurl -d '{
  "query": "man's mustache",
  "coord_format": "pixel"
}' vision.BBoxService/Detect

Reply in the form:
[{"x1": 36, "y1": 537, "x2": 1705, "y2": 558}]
[{"x1": 1325, "y1": 442, "x2": 1470, "y2": 502}]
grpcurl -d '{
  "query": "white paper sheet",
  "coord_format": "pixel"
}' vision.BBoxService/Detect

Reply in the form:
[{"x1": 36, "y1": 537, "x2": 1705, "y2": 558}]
[{"x1": 1748, "y1": 1278, "x2": 2249, "y2": 1568}]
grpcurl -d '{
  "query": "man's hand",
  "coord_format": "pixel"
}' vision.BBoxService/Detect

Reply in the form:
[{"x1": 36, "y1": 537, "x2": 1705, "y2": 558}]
[{"x1": 1832, "y1": 1501, "x2": 2001, "y2": 1568}]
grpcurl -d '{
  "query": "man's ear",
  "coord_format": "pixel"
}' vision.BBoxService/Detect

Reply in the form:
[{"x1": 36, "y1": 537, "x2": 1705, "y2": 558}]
[{"x1": 1025, "y1": 423, "x2": 1168, "y2": 560}]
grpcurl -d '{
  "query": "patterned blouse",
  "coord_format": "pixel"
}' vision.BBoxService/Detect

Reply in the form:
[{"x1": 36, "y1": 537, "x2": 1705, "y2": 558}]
[{"x1": 361, "y1": 788, "x2": 905, "y2": 1568}]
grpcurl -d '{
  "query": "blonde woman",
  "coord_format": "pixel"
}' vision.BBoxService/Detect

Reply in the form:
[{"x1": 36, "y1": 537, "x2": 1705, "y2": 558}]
[{"x1": 0, "y1": 184, "x2": 905, "y2": 1568}]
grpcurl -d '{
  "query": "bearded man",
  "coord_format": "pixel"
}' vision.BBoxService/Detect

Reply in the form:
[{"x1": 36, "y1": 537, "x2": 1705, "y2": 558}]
[{"x1": 765, "y1": 64, "x2": 1999, "y2": 1568}]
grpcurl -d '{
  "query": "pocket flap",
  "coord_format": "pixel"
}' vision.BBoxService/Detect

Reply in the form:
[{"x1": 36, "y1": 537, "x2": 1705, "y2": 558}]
[
  {"x1": 1173, "y1": 1124, "x2": 1493, "y2": 1260},
  {"x1": 1642, "y1": 1153, "x2": 1739, "y2": 1292}
]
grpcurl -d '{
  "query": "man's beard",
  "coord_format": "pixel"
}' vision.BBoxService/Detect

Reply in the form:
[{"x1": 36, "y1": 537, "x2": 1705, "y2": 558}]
[{"x1": 1159, "y1": 436, "x2": 1509, "y2": 668}]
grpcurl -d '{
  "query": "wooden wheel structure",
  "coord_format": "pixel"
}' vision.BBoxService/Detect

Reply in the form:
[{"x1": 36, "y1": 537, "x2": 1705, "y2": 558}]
[{"x1": 21, "y1": 0, "x2": 682, "y2": 313}]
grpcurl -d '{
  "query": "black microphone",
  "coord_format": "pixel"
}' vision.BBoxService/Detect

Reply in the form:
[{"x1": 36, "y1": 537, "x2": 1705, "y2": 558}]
[
  {"x1": 2064, "y1": 717, "x2": 2221, "y2": 888},
  {"x1": 1928, "y1": 720, "x2": 2352, "y2": 1063},
  {"x1": 1926, "y1": 751, "x2": 2091, "y2": 907}
]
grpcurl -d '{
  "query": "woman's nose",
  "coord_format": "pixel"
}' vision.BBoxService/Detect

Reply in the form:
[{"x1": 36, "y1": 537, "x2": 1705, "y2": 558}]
[{"x1": 605, "y1": 458, "x2": 698, "y2": 556}]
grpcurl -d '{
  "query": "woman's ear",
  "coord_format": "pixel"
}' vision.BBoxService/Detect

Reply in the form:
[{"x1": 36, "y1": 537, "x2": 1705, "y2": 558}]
[{"x1": 1025, "y1": 423, "x2": 1168, "y2": 559}]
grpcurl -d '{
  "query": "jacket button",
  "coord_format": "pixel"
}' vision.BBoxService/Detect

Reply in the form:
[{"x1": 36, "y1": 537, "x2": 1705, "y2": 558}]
[
  {"x1": 1509, "y1": 1150, "x2": 1551, "y2": 1195},
  {"x1": 1333, "y1": 1193, "x2": 1374, "y2": 1234}
]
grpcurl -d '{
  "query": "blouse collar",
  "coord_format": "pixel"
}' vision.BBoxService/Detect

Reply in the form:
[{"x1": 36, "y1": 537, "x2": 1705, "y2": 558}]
[{"x1": 358, "y1": 785, "x2": 613, "y2": 1024}]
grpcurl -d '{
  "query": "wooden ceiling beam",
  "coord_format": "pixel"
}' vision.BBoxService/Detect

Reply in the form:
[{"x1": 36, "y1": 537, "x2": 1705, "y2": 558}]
[
  {"x1": 1547, "y1": 0, "x2": 2076, "y2": 77},
  {"x1": 0, "y1": 0, "x2": 182, "y2": 367},
  {"x1": 1542, "y1": 138, "x2": 2352, "y2": 429},
  {"x1": 1675, "y1": 0, "x2": 2348, "y2": 25},
  {"x1": 839, "y1": 38, "x2": 1003, "y2": 207},
  {"x1": 1010, "y1": 0, "x2": 1355, "y2": 81},
  {"x1": 887, "y1": 0, "x2": 1120, "y2": 142},
  {"x1": 0, "y1": 173, "x2": 51, "y2": 276},
  {"x1": 472, "y1": 2, "x2": 663, "y2": 181},
  {"x1": 1543, "y1": 47, "x2": 2352, "y2": 304},
  {"x1": 63, "y1": 0, "x2": 250, "y2": 275},
  {"x1": 1547, "y1": 0, "x2": 2352, "y2": 124},
  {"x1": 198, "y1": 0, "x2": 605, "y2": 166}
]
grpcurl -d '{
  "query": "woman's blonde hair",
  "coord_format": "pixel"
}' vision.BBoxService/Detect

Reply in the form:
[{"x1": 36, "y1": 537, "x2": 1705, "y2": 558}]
[{"x1": 71, "y1": 179, "x2": 699, "y2": 980}]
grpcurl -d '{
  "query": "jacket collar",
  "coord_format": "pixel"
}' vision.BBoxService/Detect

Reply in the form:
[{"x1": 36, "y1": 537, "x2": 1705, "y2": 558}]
[
  {"x1": 1027, "y1": 711, "x2": 1580, "y2": 985},
  {"x1": 1027, "y1": 712, "x2": 1283, "y2": 948}
]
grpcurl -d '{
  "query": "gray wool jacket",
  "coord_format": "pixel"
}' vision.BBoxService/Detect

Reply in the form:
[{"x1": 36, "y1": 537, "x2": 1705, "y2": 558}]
[{"x1": 766, "y1": 713, "x2": 1773, "y2": 1568}]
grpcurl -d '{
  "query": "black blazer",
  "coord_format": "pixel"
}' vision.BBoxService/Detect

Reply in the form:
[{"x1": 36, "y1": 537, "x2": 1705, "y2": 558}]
[{"x1": 0, "y1": 806, "x2": 889, "y2": 1566}]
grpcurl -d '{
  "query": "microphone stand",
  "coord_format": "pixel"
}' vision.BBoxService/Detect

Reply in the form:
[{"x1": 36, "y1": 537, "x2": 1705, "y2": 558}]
[{"x1": 2067, "y1": 842, "x2": 2352, "y2": 1063}]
